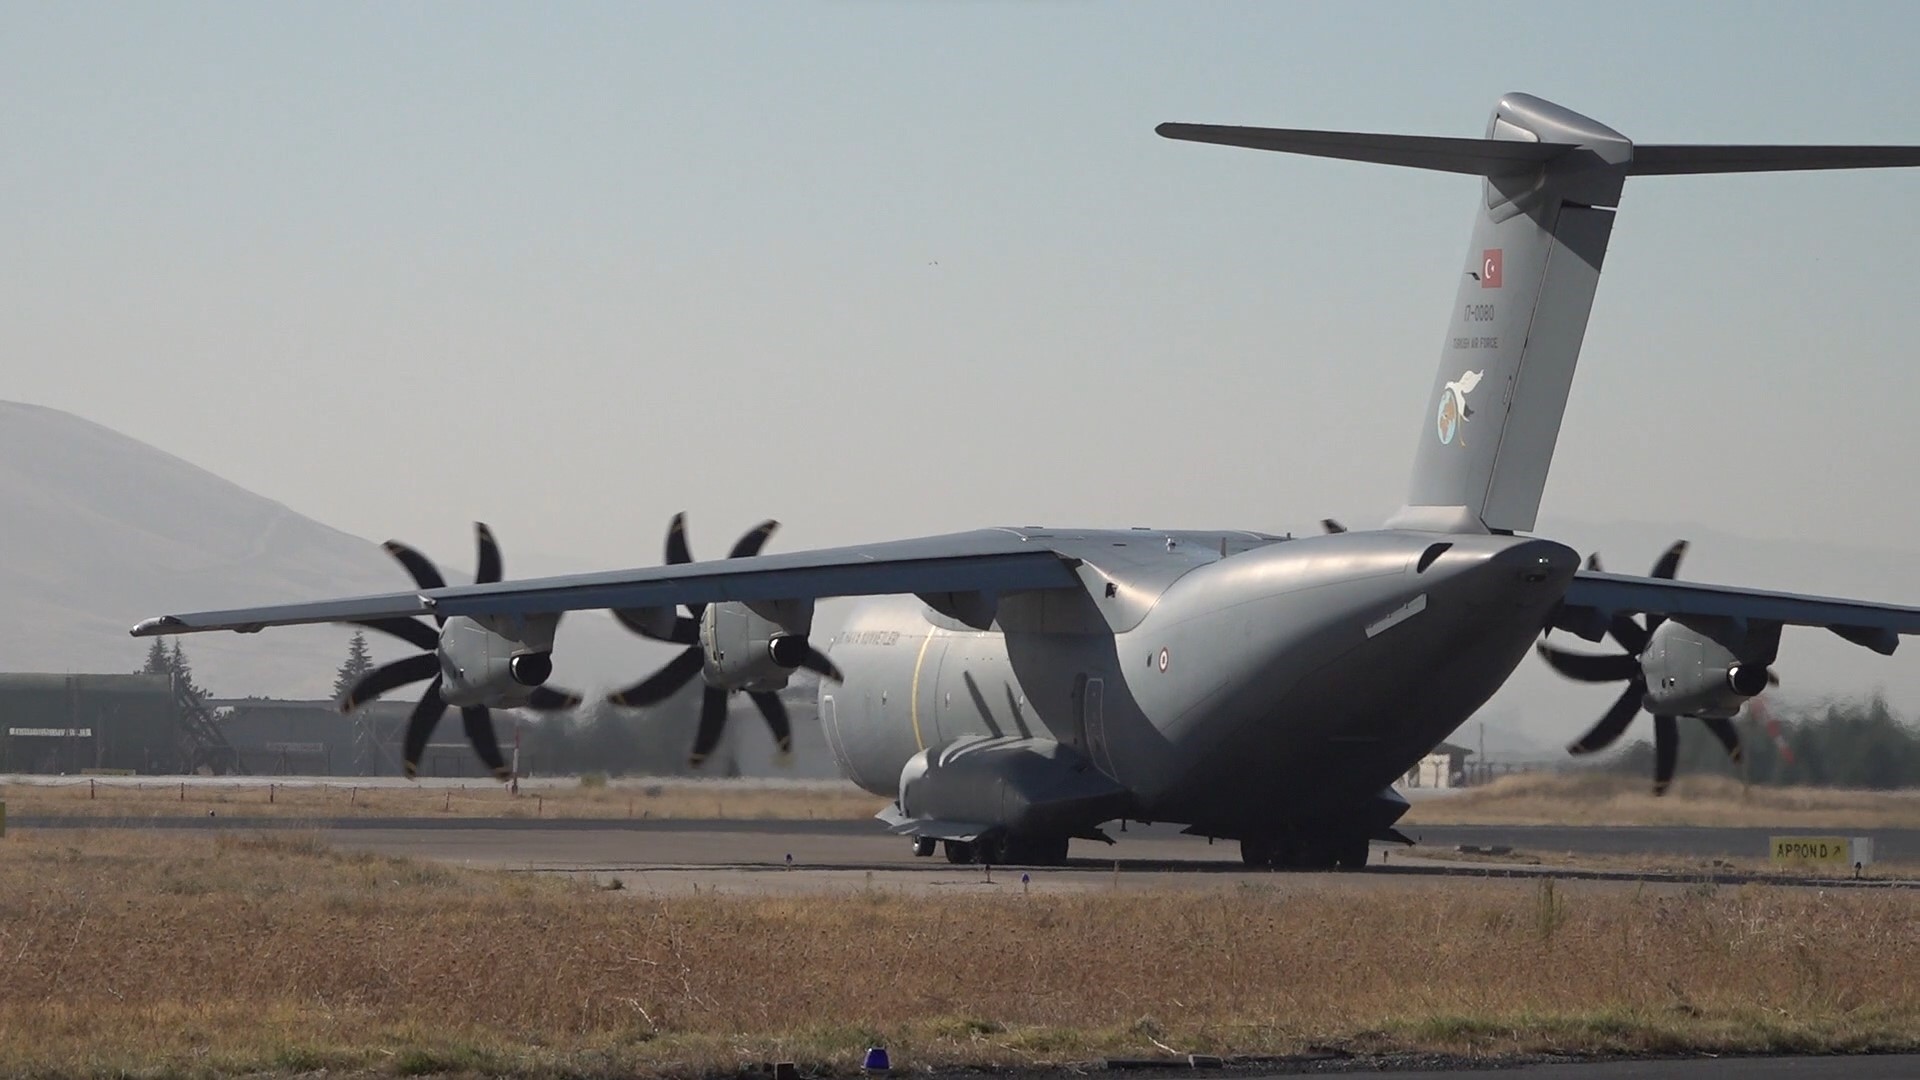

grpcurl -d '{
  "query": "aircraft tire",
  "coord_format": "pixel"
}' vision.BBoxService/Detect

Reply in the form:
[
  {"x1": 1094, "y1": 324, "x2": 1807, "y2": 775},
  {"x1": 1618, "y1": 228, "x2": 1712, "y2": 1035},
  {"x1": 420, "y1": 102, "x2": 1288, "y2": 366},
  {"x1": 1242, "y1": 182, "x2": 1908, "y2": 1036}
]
[
  {"x1": 1239, "y1": 837, "x2": 1277, "y2": 868},
  {"x1": 944, "y1": 839, "x2": 976, "y2": 864},
  {"x1": 912, "y1": 836, "x2": 937, "y2": 858},
  {"x1": 1020, "y1": 835, "x2": 1070, "y2": 866},
  {"x1": 1334, "y1": 837, "x2": 1370, "y2": 870},
  {"x1": 1294, "y1": 838, "x2": 1338, "y2": 871}
]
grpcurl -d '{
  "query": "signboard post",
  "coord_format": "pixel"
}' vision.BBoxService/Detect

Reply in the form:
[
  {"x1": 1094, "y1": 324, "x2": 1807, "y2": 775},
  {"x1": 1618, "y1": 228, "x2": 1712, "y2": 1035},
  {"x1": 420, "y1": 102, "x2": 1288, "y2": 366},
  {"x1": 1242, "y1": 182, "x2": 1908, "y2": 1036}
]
[{"x1": 1770, "y1": 835, "x2": 1873, "y2": 876}]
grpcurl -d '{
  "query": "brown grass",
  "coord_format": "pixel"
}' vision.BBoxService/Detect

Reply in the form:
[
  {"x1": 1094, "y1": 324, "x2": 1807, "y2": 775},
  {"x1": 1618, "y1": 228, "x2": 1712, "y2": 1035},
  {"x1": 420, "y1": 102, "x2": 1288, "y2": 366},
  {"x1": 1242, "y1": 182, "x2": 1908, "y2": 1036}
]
[
  {"x1": 0, "y1": 777, "x2": 884, "y2": 822},
  {"x1": 2, "y1": 830, "x2": 1918, "y2": 1076},
  {"x1": 1403, "y1": 771, "x2": 1920, "y2": 829}
]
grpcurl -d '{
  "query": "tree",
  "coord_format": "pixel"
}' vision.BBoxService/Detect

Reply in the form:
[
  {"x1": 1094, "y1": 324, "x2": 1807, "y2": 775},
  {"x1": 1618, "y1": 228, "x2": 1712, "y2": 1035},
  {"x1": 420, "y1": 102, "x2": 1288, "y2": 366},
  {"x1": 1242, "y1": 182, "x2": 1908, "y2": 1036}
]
[
  {"x1": 169, "y1": 640, "x2": 209, "y2": 708},
  {"x1": 332, "y1": 631, "x2": 377, "y2": 707},
  {"x1": 140, "y1": 638, "x2": 170, "y2": 676}
]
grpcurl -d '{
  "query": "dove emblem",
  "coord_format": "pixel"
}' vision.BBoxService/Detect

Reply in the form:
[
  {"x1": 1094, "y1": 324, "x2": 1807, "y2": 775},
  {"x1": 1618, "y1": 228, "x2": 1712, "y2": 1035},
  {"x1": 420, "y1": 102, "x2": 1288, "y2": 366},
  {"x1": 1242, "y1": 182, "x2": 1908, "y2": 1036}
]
[{"x1": 1435, "y1": 369, "x2": 1483, "y2": 446}]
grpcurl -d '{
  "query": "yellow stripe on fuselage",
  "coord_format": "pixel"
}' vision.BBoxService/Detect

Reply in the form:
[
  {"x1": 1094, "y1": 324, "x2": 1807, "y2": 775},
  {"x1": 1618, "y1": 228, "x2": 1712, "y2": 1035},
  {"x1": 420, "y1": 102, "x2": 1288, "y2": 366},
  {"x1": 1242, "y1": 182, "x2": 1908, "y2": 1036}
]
[{"x1": 908, "y1": 627, "x2": 938, "y2": 752}]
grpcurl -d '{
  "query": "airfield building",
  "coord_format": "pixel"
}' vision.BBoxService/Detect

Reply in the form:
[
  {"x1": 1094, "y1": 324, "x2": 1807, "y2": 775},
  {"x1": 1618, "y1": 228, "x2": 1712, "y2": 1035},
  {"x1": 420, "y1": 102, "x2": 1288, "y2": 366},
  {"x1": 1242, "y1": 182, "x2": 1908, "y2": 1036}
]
[{"x1": 0, "y1": 673, "x2": 188, "y2": 773}]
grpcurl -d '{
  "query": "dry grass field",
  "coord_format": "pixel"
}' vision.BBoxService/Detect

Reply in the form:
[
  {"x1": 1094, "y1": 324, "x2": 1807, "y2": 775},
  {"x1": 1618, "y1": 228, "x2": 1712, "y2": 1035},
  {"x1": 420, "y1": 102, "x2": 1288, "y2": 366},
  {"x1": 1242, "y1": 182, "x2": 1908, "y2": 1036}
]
[
  {"x1": 0, "y1": 776, "x2": 885, "y2": 822},
  {"x1": 2, "y1": 829, "x2": 1918, "y2": 1077},
  {"x1": 1403, "y1": 772, "x2": 1920, "y2": 829}
]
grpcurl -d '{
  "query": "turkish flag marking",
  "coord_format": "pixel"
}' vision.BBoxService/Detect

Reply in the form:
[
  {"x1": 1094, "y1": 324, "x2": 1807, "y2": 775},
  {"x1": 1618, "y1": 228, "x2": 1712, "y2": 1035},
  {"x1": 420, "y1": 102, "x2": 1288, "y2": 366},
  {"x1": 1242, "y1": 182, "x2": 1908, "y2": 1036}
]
[{"x1": 1481, "y1": 249, "x2": 1503, "y2": 289}]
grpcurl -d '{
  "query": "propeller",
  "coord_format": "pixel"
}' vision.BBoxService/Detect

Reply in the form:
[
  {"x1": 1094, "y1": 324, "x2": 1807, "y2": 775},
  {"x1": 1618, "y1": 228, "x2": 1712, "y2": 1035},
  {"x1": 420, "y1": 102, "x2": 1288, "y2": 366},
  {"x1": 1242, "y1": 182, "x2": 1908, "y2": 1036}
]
[
  {"x1": 605, "y1": 513, "x2": 843, "y2": 768},
  {"x1": 340, "y1": 523, "x2": 581, "y2": 780},
  {"x1": 1536, "y1": 540, "x2": 1748, "y2": 795}
]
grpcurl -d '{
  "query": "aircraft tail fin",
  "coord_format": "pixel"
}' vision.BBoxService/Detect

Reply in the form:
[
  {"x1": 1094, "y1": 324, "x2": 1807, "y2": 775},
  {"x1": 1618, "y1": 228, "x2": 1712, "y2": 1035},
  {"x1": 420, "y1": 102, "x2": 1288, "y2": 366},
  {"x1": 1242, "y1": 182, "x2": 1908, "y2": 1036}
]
[{"x1": 1160, "y1": 95, "x2": 1920, "y2": 534}]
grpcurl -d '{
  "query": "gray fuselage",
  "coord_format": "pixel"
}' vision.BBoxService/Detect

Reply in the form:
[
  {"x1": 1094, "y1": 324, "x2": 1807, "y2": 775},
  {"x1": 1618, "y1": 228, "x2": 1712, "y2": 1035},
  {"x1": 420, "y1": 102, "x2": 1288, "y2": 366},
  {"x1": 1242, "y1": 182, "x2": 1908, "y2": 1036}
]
[{"x1": 817, "y1": 527, "x2": 1577, "y2": 838}]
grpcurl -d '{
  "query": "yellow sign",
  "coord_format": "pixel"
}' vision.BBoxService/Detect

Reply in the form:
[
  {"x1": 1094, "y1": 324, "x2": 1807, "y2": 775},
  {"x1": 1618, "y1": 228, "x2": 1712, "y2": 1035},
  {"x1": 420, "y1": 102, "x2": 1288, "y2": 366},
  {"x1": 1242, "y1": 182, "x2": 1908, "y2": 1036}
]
[{"x1": 1770, "y1": 836, "x2": 1861, "y2": 865}]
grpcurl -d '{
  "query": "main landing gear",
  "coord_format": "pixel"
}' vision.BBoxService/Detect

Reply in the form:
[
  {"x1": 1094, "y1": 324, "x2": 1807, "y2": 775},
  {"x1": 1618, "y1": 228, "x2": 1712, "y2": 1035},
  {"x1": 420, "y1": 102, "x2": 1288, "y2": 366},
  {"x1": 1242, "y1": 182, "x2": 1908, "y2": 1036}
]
[
  {"x1": 1240, "y1": 833, "x2": 1370, "y2": 870},
  {"x1": 919, "y1": 832, "x2": 1071, "y2": 866}
]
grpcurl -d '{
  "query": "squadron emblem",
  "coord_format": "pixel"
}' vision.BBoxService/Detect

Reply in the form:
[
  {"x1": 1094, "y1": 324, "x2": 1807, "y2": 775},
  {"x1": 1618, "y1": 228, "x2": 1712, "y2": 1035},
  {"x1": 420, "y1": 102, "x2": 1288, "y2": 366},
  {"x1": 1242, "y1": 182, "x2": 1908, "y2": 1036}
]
[{"x1": 1435, "y1": 369, "x2": 1483, "y2": 446}]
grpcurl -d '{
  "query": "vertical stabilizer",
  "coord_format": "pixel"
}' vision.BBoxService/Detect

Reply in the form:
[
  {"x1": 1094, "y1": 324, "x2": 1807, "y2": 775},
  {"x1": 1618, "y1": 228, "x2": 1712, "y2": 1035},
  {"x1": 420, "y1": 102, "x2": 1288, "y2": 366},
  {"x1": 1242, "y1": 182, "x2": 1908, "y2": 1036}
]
[
  {"x1": 1159, "y1": 96, "x2": 1920, "y2": 535},
  {"x1": 1390, "y1": 94, "x2": 1629, "y2": 533}
]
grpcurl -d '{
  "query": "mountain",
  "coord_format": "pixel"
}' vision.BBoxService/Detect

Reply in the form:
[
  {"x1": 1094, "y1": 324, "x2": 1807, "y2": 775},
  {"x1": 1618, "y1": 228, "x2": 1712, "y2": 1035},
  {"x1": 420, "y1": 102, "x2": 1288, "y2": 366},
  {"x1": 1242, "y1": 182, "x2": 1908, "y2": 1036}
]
[{"x1": 0, "y1": 401, "x2": 669, "y2": 699}]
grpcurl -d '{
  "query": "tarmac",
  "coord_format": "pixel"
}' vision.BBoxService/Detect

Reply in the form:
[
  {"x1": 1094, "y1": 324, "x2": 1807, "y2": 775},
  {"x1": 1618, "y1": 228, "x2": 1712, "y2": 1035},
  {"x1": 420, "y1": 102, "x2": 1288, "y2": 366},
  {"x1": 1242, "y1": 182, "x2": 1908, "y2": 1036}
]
[
  {"x1": 13, "y1": 806, "x2": 1916, "y2": 892},
  {"x1": 278, "y1": 818, "x2": 1913, "y2": 895}
]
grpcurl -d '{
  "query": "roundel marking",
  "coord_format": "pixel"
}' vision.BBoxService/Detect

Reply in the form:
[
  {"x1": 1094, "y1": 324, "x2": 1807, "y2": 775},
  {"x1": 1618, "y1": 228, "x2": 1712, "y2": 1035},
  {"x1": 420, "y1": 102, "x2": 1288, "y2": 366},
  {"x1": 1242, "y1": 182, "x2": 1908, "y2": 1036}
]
[
  {"x1": 1435, "y1": 389, "x2": 1461, "y2": 445},
  {"x1": 1158, "y1": 647, "x2": 1170, "y2": 673}
]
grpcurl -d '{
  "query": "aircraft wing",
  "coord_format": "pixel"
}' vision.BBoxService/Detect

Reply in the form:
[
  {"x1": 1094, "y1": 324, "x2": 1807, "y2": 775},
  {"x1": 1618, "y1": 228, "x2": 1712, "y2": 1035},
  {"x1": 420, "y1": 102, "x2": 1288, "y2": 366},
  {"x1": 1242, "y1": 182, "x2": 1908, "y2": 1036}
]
[
  {"x1": 1557, "y1": 571, "x2": 1920, "y2": 655},
  {"x1": 130, "y1": 528, "x2": 1083, "y2": 636}
]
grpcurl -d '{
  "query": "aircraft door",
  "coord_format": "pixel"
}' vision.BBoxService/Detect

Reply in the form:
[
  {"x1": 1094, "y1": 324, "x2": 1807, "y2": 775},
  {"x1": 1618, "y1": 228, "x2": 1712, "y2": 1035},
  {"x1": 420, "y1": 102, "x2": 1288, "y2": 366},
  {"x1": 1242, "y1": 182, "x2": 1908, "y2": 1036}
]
[
  {"x1": 1080, "y1": 675, "x2": 1117, "y2": 778},
  {"x1": 820, "y1": 694, "x2": 854, "y2": 780}
]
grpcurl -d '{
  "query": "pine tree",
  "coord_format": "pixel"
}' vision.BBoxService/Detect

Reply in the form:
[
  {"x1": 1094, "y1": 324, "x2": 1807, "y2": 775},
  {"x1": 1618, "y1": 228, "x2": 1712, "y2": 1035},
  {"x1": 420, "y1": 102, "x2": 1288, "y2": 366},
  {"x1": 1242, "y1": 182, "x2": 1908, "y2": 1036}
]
[
  {"x1": 333, "y1": 631, "x2": 377, "y2": 708},
  {"x1": 169, "y1": 639, "x2": 208, "y2": 708},
  {"x1": 140, "y1": 638, "x2": 170, "y2": 676}
]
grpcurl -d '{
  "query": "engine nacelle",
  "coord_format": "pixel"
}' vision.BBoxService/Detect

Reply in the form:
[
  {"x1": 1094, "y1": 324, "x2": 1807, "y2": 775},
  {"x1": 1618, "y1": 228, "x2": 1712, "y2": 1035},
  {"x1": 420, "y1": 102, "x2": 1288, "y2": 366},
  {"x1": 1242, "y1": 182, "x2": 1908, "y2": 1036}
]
[
  {"x1": 699, "y1": 599, "x2": 815, "y2": 692},
  {"x1": 1639, "y1": 617, "x2": 1778, "y2": 719},
  {"x1": 437, "y1": 613, "x2": 561, "y2": 708}
]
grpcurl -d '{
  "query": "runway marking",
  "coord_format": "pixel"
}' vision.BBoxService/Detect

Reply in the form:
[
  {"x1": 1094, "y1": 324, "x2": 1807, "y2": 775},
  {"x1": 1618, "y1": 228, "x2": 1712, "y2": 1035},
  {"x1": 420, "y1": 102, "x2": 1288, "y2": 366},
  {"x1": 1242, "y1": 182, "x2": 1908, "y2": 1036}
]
[{"x1": 909, "y1": 627, "x2": 938, "y2": 752}]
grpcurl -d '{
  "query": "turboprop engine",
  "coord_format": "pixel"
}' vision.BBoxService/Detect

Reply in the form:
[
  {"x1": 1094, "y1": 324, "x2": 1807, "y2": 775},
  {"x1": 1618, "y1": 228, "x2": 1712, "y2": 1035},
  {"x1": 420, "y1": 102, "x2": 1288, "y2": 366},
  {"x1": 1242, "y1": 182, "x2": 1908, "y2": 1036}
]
[
  {"x1": 1637, "y1": 618, "x2": 1776, "y2": 720},
  {"x1": 604, "y1": 513, "x2": 843, "y2": 767},
  {"x1": 435, "y1": 613, "x2": 566, "y2": 707},
  {"x1": 340, "y1": 524, "x2": 581, "y2": 779},
  {"x1": 699, "y1": 598, "x2": 816, "y2": 692},
  {"x1": 1537, "y1": 541, "x2": 1778, "y2": 793}
]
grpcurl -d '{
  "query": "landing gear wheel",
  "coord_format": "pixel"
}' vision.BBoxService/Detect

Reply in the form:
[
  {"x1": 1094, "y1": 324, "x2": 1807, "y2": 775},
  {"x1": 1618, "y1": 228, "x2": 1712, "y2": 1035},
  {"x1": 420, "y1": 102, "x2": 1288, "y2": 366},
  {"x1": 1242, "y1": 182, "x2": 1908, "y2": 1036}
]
[
  {"x1": 943, "y1": 839, "x2": 976, "y2": 864},
  {"x1": 912, "y1": 836, "x2": 937, "y2": 858},
  {"x1": 975, "y1": 832, "x2": 1010, "y2": 865},
  {"x1": 1032, "y1": 835, "x2": 1070, "y2": 865},
  {"x1": 1334, "y1": 837, "x2": 1371, "y2": 870},
  {"x1": 1240, "y1": 837, "x2": 1276, "y2": 868},
  {"x1": 1007, "y1": 834, "x2": 1072, "y2": 866},
  {"x1": 1294, "y1": 838, "x2": 1338, "y2": 871}
]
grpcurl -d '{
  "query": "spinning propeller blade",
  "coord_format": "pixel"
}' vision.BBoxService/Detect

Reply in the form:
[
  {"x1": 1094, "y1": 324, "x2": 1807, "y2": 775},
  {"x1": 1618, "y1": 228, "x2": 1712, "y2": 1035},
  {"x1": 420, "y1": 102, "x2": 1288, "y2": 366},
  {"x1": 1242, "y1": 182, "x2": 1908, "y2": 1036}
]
[
  {"x1": 340, "y1": 524, "x2": 579, "y2": 781},
  {"x1": 1539, "y1": 540, "x2": 1745, "y2": 792},
  {"x1": 607, "y1": 513, "x2": 842, "y2": 769}
]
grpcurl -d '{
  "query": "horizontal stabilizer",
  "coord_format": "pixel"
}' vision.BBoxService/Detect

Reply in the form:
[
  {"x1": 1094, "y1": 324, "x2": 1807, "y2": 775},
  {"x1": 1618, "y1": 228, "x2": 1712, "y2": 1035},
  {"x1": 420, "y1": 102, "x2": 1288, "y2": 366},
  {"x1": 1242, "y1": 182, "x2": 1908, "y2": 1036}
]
[
  {"x1": 1157, "y1": 125, "x2": 1920, "y2": 180},
  {"x1": 1154, "y1": 123, "x2": 1568, "y2": 176},
  {"x1": 1630, "y1": 144, "x2": 1920, "y2": 175}
]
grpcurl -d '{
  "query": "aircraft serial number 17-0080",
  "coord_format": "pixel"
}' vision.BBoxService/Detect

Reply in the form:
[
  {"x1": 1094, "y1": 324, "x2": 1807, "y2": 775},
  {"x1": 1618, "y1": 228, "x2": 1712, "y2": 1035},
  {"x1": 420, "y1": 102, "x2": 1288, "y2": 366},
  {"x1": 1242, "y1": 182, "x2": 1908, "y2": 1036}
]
[{"x1": 135, "y1": 94, "x2": 1920, "y2": 870}]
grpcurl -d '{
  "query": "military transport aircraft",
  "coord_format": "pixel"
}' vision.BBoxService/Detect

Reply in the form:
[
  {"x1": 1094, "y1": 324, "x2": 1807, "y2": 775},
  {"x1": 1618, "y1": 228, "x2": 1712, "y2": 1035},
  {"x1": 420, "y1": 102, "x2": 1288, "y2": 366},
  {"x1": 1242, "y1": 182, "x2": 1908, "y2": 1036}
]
[{"x1": 134, "y1": 94, "x2": 1920, "y2": 869}]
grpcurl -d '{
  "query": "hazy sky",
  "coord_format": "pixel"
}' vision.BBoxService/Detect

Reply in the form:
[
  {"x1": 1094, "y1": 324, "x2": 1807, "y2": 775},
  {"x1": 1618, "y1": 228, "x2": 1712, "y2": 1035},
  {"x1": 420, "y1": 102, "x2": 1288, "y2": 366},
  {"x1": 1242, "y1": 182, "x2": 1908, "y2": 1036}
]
[{"x1": 8, "y1": 2, "x2": 1920, "y2": 576}]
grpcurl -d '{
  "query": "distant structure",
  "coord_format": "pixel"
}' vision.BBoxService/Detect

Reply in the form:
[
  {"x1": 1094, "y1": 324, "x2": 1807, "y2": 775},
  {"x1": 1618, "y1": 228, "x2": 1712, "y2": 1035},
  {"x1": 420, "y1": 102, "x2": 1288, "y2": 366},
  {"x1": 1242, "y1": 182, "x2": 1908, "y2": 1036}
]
[
  {"x1": 1404, "y1": 741, "x2": 1474, "y2": 789},
  {"x1": 213, "y1": 697, "x2": 417, "y2": 776},
  {"x1": 0, "y1": 669, "x2": 834, "y2": 779},
  {"x1": 0, "y1": 673, "x2": 238, "y2": 773}
]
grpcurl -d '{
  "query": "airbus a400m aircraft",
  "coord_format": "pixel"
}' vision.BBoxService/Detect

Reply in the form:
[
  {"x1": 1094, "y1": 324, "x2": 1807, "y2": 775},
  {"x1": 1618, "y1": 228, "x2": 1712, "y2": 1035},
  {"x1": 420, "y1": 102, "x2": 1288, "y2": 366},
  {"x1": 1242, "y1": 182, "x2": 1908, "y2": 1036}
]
[{"x1": 136, "y1": 94, "x2": 1920, "y2": 869}]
